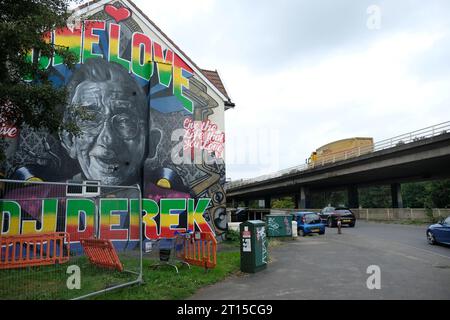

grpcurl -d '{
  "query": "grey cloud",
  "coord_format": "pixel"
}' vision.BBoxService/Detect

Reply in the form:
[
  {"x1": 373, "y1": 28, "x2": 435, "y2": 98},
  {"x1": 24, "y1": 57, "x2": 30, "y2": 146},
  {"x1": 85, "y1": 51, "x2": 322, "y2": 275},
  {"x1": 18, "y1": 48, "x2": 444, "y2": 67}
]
[
  {"x1": 134, "y1": 1, "x2": 450, "y2": 179},
  {"x1": 409, "y1": 33, "x2": 450, "y2": 81},
  {"x1": 172, "y1": 1, "x2": 450, "y2": 74}
]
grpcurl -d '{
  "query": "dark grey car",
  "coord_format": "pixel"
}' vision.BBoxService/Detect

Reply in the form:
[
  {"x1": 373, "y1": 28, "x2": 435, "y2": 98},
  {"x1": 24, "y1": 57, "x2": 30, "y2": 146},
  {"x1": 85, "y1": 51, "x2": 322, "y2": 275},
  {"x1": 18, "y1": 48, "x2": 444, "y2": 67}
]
[{"x1": 319, "y1": 206, "x2": 356, "y2": 228}]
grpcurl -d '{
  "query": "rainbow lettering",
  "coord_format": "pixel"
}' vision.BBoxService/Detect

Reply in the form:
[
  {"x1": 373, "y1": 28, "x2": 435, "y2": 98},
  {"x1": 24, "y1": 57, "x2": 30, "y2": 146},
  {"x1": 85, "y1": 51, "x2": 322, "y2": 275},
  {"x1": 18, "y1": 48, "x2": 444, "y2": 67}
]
[
  {"x1": 32, "y1": 19, "x2": 195, "y2": 113},
  {"x1": 0, "y1": 198, "x2": 213, "y2": 241}
]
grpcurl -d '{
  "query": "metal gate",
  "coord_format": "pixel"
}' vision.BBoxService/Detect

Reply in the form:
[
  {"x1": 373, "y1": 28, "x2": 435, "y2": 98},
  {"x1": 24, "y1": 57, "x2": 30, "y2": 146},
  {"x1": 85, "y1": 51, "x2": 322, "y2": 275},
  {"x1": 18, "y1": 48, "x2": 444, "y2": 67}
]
[{"x1": 0, "y1": 179, "x2": 143, "y2": 300}]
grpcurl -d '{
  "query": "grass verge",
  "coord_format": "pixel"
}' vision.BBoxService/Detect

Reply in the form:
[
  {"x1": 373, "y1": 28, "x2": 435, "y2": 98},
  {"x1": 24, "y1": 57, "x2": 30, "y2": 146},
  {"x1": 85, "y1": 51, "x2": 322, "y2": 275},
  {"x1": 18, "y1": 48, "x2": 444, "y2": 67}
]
[
  {"x1": 93, "y1": 251, "x2": 240, "y2": 300},
  {"x1": 1, "y1": 234, "x2": 294, "y2": 300},
  {"x1": 0, "y1": 251, "x2": 240, "y2": 300}
]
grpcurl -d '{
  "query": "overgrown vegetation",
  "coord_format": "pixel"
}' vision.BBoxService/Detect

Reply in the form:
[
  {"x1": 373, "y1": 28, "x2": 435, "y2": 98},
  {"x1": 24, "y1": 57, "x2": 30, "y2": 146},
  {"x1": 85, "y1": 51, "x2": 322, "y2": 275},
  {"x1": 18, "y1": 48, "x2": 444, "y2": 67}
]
[
  {"x1": 0, "y1": 0, "x2": 82, "y2": 161},
  {"x1": 225, "y1": 229, "x2": 240, "y2": 244},
  {"x1": 306, "y1": 180, "x2": 450, "y2": 209},
  {"x1": 402, "y1": 180, "x2": 450, "y2": 208},
  {"x1": 272, "y1": 197, "x2": 295, "y2": 209},
  {"x1": 310, "y1": 190, "x2": 346, "y2": 208},
  {"x1": 359, "y1": 186, "x2": 391, "y2": 208}
]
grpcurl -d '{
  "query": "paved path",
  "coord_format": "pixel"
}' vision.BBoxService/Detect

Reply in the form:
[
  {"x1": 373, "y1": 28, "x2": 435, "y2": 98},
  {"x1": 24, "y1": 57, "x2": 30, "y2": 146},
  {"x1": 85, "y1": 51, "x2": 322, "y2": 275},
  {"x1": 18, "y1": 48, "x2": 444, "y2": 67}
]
[{"x1": 189, "y1": 221, "x2": 450, "y2": 300}]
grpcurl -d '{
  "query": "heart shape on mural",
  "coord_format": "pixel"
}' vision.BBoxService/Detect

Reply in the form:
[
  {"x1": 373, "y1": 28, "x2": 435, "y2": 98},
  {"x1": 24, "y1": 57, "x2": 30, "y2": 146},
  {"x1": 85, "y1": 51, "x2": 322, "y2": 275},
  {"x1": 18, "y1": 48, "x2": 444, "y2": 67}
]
[{"x1": 104, "y1": 5, "x2": 131, "y2": 23}]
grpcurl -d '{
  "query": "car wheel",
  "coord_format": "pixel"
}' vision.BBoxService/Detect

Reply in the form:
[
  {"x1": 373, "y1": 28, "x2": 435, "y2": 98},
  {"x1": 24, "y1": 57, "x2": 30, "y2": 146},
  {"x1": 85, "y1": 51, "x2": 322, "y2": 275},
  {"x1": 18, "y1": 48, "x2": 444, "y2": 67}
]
[
  {"x1": 327, "y1": 218, "x2": 333, "y2": 228},
  {"x1": 427, "y1": 231, "x2": 436, "y2": 245},
  {"x1": 299, "y1": 229, "x2": 306, "y2": 237},
  {"x1": 349, "y1": 222, "x2": 355, "y2": 228},
  {"x1": 319, "y1": 231, "x2": 325, "y2": 235}
]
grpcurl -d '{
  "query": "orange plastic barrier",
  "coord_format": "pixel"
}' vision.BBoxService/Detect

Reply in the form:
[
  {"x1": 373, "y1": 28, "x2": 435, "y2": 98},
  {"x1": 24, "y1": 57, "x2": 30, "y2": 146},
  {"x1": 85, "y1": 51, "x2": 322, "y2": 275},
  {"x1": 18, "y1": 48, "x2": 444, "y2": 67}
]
[
  {"x1": 80, "y1": 239, "x2": 124, "y2": 272},
  {"x1": 182, "y1": 232, "x2": 217, "y2": 270},
  {"x1": 0, "y1": 232, "x2": 70, "y2": 270}
]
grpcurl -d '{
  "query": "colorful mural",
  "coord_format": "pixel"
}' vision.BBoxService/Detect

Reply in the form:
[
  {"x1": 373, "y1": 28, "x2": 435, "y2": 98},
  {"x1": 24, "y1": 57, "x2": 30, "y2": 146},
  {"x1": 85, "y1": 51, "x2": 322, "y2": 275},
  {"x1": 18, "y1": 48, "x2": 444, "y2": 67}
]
[
  {"x1": 0, "y1": 197, "x2": 212, "y2": 242},
  {"x1": 0, "y1": 1, "x2": 229, "y2": 240}
]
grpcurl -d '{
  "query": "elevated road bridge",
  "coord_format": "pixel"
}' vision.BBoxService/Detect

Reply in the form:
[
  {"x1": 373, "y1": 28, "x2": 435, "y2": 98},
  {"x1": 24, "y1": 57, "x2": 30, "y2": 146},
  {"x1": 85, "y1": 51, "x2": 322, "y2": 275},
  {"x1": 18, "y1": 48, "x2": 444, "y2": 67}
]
[{"x1": 226, "y1": 122, "x2": 450, "y2": 209}]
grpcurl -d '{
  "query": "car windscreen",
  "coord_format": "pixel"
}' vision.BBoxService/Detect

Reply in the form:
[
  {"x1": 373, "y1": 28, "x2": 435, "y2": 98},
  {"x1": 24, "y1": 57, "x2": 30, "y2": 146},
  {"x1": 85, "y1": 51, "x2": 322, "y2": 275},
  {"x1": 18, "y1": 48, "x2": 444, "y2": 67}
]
[
  {"x1": 305, "y1": 213, "x2": 321, "y2": 224},
  {"x1": 336, "y1": 209, "x2": 352, "y2": 215}
]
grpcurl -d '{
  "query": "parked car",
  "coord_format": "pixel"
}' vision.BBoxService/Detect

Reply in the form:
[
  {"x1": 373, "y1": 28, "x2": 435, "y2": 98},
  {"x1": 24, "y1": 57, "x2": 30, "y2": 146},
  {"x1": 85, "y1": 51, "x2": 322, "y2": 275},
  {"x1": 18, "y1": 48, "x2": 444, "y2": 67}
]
[
  {"x1": 319, "y1": 206, "x2": 356, "y2": 228},
  {"x1": 292, "y1": 212, "x2": 326, "y2": 236},
  {"x1": 426, "y1": 216, "x2": 450, "y2": 245}
]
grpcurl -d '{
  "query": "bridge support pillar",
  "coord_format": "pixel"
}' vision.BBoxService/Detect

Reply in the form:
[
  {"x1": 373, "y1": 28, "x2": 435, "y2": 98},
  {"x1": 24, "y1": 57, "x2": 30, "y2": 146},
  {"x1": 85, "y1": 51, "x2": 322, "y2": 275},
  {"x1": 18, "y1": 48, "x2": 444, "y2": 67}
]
[
  {"x1": 296, "y1": 186, "x2": 309, "y2": 209},
  {"x1": 264, "y1": 196, "x2": 271, "y2": 209},
  {"x1": 347, "y1": 185, "x2": 359, "y2": 209},
  {"x1": 391, "y1": 183, "x2": 403, "y2": 208}
]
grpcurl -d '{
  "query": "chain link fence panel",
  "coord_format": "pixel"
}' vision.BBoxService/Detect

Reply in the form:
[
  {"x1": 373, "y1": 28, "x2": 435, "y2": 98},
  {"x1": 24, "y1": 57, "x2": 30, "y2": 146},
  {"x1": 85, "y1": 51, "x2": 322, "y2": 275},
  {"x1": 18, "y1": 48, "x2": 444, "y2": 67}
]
[{"x1": 0, "y1": 179, "x2": 143, "y2": 300}]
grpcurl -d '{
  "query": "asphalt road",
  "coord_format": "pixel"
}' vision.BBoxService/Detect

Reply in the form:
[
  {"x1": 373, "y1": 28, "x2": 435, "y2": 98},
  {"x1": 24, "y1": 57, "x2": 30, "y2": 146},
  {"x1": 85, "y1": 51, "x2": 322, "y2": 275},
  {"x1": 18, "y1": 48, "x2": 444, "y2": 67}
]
[{"x1": 189, "y1": 221, "x2": 450, "y2": 300}]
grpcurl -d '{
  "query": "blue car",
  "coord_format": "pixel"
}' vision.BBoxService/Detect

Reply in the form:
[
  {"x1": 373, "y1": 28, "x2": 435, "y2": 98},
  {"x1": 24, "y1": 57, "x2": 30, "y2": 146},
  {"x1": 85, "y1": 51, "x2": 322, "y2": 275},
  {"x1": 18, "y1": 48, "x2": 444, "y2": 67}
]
[
  {"x1": 427, "y1": 216, "x2": 450, "y2": 246},
  {"x1": 292, "y1": 212, "x2": 326, "y2": 236}
]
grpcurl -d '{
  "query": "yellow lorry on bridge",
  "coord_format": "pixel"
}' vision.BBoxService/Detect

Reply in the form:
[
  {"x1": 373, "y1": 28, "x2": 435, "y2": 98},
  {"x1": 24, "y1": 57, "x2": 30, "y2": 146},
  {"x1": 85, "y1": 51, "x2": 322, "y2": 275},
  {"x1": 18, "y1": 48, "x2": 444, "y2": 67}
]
[{"x1": 308, "y1": 137, "x2": 374, "y2": 167}]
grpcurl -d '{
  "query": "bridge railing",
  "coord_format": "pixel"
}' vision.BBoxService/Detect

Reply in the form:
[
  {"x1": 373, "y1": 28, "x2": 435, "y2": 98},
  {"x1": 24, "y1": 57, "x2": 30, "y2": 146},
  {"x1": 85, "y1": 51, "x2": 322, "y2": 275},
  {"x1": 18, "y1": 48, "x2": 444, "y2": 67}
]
[
  {"x1": 373, "y1": 121, "x2": 450, "y2": 151},
  {"x1": 226, "y1": 121, "x2": 450, "y2": 190}
]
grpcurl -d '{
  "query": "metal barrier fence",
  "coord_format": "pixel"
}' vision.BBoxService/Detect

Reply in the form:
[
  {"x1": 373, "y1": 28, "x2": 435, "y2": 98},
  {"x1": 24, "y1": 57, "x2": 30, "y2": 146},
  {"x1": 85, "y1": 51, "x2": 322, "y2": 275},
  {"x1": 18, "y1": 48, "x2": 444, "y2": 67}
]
[
  {"x1": 0, "y1": 179, "x2": 143, "y2": 300},
  {"x1": 143, "y1": 231, "x2": 218, "y2": 272},
  {"x1": 227, "y1": 121, "x2": 450, "y2": 189},
  {"x1": 183, "y1": 232, "x2": 217, "y2": 270},
  {"x1": 0, "y1": 232, "x2": 70, "y2": 270},
  {"x1": 144, "y1": 232, "x2": 192, "y2": 274}
]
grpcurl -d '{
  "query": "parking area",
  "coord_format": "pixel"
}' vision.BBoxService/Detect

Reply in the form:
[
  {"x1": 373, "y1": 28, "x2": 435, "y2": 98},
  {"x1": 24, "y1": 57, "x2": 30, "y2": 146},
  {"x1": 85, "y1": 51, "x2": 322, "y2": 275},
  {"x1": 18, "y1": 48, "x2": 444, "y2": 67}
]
[{"x1": 189, "y1": 221, "x2": 450, "y2": 300}]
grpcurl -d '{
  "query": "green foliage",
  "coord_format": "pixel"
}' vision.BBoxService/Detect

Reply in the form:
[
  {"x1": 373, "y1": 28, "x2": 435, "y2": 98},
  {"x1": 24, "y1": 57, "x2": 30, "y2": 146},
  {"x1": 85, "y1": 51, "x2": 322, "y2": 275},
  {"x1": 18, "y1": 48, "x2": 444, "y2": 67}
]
[
  {"x1": 403, "y1": 180, "x2": 450, "y2": 208},
  {"x1": 358, "y1": 180, "x2": 450, "y2": 209},
  {"x1": 249, "y1": 200, "x2": 262, "y2": 209},
  {"x1": 225, "y1": 229, "x2": 240, "y2": 243},
  {"x1": 237, "y1": 201, "x2": 246, "y2": 207},
  {"x1": 0, "y1": 0, "x2": 83, "y2": 159},
  {"x1": 272, "y1": 197, "x2": 295, "y2": 209},
  {"x1": 402, "y1": 182, "x2": 431, "y2": 208},
  {"x1": 428, "y1": 180, "x2": 450, "y2": 208},
  {"x1": 310, "y1": 190, "x2": 346, "y2": 208},
  {"x1": 359, "y1": 185, "x2": 391, "y2": 208},
  {"x1": 307, "y1": 181, "x2": 450, "y2": 209}
]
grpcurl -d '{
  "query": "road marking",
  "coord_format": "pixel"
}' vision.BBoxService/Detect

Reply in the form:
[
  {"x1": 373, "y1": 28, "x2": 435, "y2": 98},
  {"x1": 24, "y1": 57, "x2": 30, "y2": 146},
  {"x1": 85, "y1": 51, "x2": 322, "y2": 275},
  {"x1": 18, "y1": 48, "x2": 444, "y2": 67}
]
[{"x1": 396, "y1": 243, "x2": 450, "y2": 260}]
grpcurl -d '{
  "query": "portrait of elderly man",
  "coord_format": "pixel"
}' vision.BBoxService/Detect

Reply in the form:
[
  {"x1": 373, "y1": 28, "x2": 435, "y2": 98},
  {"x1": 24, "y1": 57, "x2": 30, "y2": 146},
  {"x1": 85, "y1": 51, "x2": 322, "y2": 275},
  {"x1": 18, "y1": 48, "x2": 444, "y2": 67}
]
[{"x1": 60, "y1": 58, "x2": 148, "y2": 186}]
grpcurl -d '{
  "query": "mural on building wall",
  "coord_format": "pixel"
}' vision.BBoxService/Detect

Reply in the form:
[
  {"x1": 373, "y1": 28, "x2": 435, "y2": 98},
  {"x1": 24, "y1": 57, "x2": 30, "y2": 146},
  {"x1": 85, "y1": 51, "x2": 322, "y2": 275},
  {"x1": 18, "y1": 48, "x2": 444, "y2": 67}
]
[{"x1": 0, "y1": 1, "x2": 227, "y2": 241}]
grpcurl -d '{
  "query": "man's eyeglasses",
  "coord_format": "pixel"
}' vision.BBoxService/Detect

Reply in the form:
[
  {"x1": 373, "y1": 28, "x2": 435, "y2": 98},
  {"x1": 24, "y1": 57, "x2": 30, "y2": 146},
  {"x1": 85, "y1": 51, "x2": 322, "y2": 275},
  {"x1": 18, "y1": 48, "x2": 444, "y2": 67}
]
[{"x1": 77, "y1": 110, "x2": 143, "y2": 140}]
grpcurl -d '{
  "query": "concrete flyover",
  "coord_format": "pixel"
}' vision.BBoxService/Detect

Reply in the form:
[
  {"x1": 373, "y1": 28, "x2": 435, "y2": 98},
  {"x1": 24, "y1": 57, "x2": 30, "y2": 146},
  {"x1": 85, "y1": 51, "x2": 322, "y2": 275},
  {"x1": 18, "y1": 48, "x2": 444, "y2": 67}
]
[{"x1": 226, "y1": 129, "x2": 450, "y2": 209}]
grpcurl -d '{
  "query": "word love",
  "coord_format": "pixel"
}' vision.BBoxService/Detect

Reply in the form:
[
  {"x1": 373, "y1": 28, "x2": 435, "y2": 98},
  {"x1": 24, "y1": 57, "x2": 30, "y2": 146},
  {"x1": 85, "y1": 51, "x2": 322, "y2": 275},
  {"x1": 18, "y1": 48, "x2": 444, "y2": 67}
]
[
  {"x1": 29, "y1": 5, "x2": 194, "y2": 113},
  {"x1": 0, "y1": 125, "x2": 18, "y2": 138},
  {"x1": 183, "y1": 118, "x2": 225, "y2": 158}
]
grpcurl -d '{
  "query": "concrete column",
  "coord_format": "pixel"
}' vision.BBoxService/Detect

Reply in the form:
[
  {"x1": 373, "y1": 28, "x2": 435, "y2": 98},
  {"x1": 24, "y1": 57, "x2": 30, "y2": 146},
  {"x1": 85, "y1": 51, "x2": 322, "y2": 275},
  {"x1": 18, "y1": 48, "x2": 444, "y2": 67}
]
[
  {"x1": 347, "y1": 185, "x2": 359, "y2": 209},
  {"x1": 294, "y1": 193, "x2": 300, "y2": 209},
  {"x1": 231, "y1": 198, "x2": 237, "y2": 208},
  {"x1": 391, "y1": 183, "x2": 403, "y2": 208},
  {"x1": 264, "y1": 196, "x2": 271, "y2": 209},
  {"x1": 297, "y1": 186, "x2": 308, "y2": 209}
]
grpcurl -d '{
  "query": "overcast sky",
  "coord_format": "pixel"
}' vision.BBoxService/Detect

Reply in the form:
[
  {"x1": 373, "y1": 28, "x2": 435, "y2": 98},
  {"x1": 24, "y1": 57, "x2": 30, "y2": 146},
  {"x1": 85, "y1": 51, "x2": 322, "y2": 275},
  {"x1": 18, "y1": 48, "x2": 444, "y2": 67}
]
[{"x1": 132, "y1": 0, "x2": 450, "y2": 180}]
